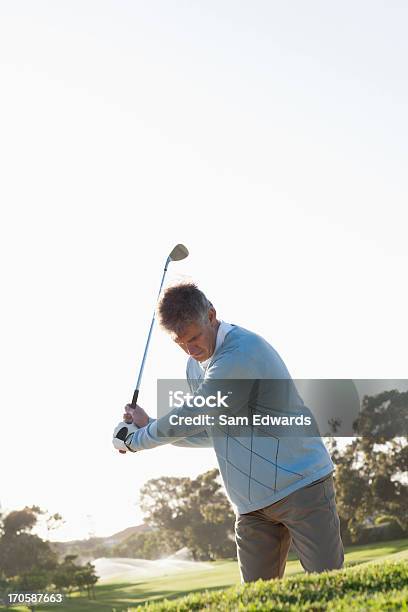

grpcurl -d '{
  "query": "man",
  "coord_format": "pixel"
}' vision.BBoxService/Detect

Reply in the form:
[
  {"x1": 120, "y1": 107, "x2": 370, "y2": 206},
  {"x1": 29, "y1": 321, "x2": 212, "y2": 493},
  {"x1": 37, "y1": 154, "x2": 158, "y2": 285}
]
[{"x1": 113, "y1": 282, "x2": 344, "y2": 582}]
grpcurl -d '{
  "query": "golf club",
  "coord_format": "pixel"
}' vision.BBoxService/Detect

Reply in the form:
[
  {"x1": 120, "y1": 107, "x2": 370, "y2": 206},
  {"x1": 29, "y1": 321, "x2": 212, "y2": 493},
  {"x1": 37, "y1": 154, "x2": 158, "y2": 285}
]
[
  {"x1": 131, "y1": 243, "x2": 189, "y2": 408},
  {"x1": 115, "y1": 244, "x2": 189, "y2": 453}
]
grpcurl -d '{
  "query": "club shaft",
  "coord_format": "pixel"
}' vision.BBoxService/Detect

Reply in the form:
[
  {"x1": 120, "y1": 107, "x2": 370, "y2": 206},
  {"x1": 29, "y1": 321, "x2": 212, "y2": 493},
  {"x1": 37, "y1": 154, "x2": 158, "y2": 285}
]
[{"x1": 131, "y1": 257, "x2": 170, "y2": 407}]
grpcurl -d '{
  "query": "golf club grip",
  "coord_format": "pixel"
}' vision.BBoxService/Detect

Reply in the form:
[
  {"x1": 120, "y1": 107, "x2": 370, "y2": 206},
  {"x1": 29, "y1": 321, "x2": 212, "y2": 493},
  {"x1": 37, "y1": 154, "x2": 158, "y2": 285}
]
[{"x1": 131, "y1": 388, "x2": 139, "y2": 408}]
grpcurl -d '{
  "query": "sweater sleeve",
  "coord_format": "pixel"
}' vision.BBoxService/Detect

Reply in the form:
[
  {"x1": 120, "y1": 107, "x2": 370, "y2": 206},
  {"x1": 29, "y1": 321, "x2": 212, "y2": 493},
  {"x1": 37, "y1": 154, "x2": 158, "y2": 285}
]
[
  {"x1": 126, "y1": 349, "x2": 257, "y2": 452},
  {"x1": 170, "y1": 431, "x2": 213, "y2": 448},
  {"x1": 146, "y1": 416, "x2": 213, "y2": 448}
]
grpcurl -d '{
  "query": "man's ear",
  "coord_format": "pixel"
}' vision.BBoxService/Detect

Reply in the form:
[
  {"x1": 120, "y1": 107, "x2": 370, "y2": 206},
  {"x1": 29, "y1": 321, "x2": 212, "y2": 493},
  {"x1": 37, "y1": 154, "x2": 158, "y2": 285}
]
[{"x1": 208, "y1": 306, "x2": 217, "y2": 325}]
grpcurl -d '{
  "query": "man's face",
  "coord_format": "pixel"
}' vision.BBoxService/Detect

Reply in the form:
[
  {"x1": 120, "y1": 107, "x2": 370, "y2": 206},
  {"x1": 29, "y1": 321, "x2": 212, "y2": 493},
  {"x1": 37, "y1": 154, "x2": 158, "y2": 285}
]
[{"x1": 172, "y1": 307, "x2": 219, "y2": 362}]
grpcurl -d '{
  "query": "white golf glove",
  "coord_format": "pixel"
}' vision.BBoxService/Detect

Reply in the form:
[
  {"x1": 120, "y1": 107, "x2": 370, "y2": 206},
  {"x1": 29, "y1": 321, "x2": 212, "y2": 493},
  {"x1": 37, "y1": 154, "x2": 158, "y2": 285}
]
[{"x1": 112, "y1": 421, "x2": 139, "y2": 453}]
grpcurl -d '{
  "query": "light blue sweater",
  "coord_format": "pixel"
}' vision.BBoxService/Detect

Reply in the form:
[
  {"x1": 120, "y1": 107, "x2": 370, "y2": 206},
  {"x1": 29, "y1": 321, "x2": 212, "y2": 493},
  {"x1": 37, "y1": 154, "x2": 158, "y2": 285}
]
[{"x1": 127, "y1": 325, "x2": 334, "y2": 515}]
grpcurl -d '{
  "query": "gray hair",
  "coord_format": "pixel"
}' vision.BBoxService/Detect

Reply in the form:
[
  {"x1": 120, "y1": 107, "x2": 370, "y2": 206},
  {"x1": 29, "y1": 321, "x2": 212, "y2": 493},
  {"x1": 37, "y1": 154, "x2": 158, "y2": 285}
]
[{"x1": 156, "y1": 282, "x2": 212, "y2": 335}]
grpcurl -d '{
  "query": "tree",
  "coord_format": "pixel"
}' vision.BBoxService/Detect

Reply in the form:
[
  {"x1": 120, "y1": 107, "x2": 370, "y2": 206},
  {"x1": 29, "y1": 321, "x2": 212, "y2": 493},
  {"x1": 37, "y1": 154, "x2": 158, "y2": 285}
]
[
  {"x1": 74, "y1": 562, "x2": 98, "y2": 599},
  {"x1": 53, "y1": 555, "x2": 98, "y2": 599},
  {"x1": 53, "y1": 555, "x2": 78, "y2": 595},
  {"x1": 1, "y1": 507, "x2": 38, "y2": 536},
  {"x1": 333, "y1": 389, "x2": 408, "y2": 542},
  {"x1": 12, "y1": 570, "x2": 51, "y2": 611},
  {"x1": 0, "y1": 506, "x2": 99, "y2": 603},
  {"x1": 112, "y1": 530, "x2": 175, "y2": 559},
  {"x1": 140, "y1": 469, "x2": 236, "y2": 560},
  {"x1": 0, "y1": 507, "x2": 57, "y2": 578}
]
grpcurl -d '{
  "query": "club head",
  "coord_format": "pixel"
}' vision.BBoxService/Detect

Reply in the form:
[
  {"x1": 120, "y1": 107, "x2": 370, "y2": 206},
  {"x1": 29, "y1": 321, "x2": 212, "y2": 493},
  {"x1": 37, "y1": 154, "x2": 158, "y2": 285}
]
[{"x1": 169, "y1": 244, "x2": 189, "y2": 261}]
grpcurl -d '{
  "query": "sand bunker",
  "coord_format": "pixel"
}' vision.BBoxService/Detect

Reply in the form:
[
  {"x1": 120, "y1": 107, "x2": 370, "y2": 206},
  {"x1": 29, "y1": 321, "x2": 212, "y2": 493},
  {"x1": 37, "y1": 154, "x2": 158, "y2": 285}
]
[{"x1": 93, "y1": 553, "x2": 214, "y2": 582}]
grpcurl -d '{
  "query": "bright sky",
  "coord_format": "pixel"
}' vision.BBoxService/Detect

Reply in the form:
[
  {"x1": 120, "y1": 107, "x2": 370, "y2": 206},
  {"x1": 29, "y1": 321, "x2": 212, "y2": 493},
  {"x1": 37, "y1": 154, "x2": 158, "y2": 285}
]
[{"x1": 0, "y1": 1, "x2": 407, "y2": 541}]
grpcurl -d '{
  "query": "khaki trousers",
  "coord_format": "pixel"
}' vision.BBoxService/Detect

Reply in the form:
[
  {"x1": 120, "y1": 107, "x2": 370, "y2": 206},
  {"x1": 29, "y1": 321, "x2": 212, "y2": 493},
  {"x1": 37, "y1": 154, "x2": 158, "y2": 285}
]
[{"x1": 234, "y1": 474, "x2": 344, "y2": 583}]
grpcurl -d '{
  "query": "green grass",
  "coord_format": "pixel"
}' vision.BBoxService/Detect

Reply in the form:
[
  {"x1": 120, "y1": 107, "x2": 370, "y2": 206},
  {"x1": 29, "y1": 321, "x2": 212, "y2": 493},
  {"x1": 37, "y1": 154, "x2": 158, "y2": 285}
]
[
  {"x1": 140, "y1": 563, "x2": 408, "y2": 611},
  {"x1": 2, "y1": 538, "x2": 407, "y2": 611}
]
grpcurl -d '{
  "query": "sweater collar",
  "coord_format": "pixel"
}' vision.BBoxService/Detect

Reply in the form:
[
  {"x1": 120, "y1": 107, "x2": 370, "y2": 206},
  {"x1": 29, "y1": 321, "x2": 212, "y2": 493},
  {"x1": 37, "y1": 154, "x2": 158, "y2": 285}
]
[{"x1": 198, "y1": 320, "x2": 234, "y2": 371}]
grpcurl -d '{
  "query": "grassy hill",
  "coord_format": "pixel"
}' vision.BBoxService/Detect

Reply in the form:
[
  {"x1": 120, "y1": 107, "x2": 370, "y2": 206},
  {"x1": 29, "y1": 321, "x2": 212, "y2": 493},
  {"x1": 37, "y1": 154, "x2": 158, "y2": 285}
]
[
  {"x1": 2, "y1": 538, "x2": 407, "y2": 611},
  {"x1": 142, "y1": 561, "x2": 408, "y2": 611}
]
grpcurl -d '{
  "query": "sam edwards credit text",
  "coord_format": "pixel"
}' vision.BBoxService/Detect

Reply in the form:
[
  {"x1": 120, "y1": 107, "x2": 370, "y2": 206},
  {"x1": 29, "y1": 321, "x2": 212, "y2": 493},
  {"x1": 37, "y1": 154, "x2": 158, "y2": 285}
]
[{"x1": 168, "y1": 414, "x2": 313, "y2": 426}]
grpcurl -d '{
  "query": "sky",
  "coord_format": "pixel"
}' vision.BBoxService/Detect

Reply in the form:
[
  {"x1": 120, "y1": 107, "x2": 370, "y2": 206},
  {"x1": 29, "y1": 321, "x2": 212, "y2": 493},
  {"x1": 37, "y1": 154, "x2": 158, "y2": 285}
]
[{"x1": 0, "y1": 1, "x2": 407, "y2": 541}]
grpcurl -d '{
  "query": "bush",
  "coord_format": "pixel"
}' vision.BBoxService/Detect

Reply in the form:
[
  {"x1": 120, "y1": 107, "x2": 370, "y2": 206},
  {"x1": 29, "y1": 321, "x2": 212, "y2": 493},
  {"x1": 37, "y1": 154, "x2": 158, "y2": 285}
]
[
  {"x1": 138, "y1": 561, "x2": 408, "y2": 611},
  {"x1": 357, "y1": 522, "x2": 405, "y2": 544},
  {"x1": 11, "y1": 569, "x2": 50, "y2": 592},
  {"x1": 325, "y1": 588, "x2": 408, "y2": 611}
]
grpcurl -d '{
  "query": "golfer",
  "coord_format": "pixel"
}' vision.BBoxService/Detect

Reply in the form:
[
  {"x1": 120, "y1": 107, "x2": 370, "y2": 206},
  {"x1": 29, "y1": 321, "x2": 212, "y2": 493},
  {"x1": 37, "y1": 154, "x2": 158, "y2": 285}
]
[{"x1": 115, "y1": 283, "x2": 344, "y2": 582}]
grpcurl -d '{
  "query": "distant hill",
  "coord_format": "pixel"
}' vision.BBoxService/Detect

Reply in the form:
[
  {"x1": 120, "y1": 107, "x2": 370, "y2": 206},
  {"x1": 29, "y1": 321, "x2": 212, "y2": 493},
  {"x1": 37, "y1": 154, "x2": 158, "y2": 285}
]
[
  {"x1": 50, "y1": 524, "x2": 151, "y2": 562},
  {"x1": 102, "y1": 523, "x2": 151, "y2": 547}
]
